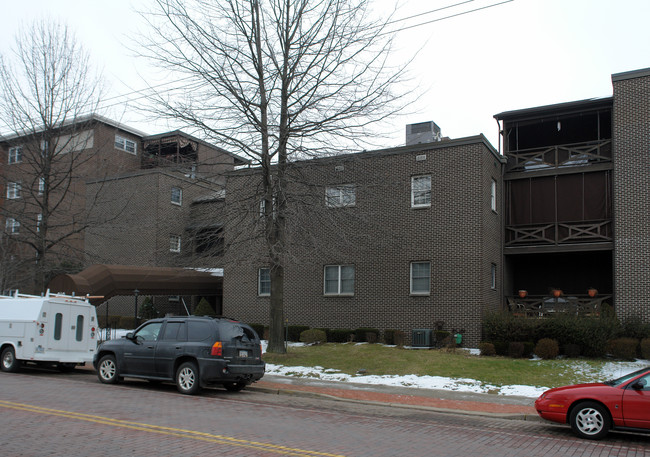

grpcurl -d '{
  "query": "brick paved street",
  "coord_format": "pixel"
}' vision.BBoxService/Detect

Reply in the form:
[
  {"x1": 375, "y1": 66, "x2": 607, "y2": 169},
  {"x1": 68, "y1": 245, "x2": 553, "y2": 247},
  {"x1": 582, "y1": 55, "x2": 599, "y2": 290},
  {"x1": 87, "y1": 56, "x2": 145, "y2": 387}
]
[{"x1": 1, "y1": 369, "x2": 649, "y2": 456}]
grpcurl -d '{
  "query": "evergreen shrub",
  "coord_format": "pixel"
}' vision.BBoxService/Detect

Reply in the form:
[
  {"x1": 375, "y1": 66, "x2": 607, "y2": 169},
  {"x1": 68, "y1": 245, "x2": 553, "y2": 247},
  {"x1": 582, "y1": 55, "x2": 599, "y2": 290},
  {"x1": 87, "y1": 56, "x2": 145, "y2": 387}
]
[
  {"x1": 299, "y1": 329, "x2": 327, "y2": 345},
  {"x1": 287, "y1": 325, "x2": 310, "y2": 342},
  {"x1": 535, "y1": 338, "x2": 559, "y2": 359},
  {"x1": 606, "y1": 338, "x2": 638, "y2": 360},
  {"x1": 478, "y1": 342, "x2": 496, "y2": 356}
]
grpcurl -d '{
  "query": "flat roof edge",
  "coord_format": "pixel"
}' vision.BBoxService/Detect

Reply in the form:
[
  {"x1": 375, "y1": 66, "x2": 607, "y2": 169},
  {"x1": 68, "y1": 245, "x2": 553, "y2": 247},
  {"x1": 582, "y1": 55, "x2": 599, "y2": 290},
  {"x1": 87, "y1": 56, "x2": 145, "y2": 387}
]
[{"x1": 612, "y1": 67, "x2": 650, "y2": 82}]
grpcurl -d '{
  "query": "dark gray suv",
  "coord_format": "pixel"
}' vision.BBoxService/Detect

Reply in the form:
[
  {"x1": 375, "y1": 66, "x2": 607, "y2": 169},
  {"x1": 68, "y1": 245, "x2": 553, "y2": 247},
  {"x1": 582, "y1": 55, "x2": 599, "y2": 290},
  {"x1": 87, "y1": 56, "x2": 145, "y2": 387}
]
[{"x1": 93, "y1": 316, "x2": 265, "y2": 395}]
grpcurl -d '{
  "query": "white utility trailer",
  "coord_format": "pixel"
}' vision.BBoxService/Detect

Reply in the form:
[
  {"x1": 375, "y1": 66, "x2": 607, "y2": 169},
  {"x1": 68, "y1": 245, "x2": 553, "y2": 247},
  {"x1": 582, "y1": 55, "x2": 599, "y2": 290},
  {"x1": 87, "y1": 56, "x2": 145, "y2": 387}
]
[{"x1": 0, "y1": 291, "x2": 99, "y2": 372}]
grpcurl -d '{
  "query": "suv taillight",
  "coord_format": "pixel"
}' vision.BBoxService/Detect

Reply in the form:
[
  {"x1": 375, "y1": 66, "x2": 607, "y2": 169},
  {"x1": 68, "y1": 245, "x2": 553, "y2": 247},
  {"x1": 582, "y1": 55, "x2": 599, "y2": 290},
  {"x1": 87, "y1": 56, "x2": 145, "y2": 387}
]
[{"x1": 211, "y1": 342, "x2": 223, "y2": 356}]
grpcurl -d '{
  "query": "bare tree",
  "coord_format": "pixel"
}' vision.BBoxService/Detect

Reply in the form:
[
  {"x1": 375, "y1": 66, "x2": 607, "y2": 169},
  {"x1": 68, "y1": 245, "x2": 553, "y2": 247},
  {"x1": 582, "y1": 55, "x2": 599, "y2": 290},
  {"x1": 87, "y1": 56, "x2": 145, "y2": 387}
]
[
  {"x1": 0, "y1": 20, "x2": 105, "y2": 292},
  {"x1": 141, "y1": 0, "x2": 411, "y2": 353}
]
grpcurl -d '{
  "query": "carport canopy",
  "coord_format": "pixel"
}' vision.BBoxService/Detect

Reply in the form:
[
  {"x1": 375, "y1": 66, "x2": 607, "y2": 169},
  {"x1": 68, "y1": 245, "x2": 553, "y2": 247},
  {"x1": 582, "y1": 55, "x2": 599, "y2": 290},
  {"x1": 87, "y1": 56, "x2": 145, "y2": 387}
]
[{"x1": 48, "y1": 264, "x2": 222, "y2": 304}]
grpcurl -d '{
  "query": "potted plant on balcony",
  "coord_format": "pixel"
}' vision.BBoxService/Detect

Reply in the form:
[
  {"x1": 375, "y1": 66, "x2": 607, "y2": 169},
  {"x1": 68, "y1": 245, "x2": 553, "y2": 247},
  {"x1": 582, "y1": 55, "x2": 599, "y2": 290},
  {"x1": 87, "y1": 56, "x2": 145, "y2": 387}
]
[
  {"x1": 518, "y1": 290, "x2": 528, "y2": 299},
  {"x1": 551, "y1": 288, "x2": 563, "y2": 298},
  {"x1": 587, "y1": 287, "x2": 598, "y2": 298}
]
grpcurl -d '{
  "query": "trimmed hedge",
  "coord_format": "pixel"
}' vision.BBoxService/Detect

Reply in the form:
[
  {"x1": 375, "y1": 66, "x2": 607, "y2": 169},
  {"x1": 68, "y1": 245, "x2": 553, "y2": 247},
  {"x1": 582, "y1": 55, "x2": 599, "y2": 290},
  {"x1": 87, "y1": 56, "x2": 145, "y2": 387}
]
[
  {"x1": 607, "y1": 338, "x2": 638, "y2": 360},
  {"x1": 327, "y1": 328, "x2": 354, "y2": 343},
  {"x1": 478, "y1": 342, "x2": 496, "y2": 356},
  {"x1": 483, "y1": 312, "x2": 623, "y2": 358},
  {"x1": 354, "y1": 327, "x2": 380, "y2": 343},
  {"x1": 300, "y1": 329, "x2": 327, "y2": 345},
  {"x1": 287, "y1": 325, "x2": 310, "y2": 342},
  {"x1": 535, "y1": 338, "x2": 559, "y2": 359}
]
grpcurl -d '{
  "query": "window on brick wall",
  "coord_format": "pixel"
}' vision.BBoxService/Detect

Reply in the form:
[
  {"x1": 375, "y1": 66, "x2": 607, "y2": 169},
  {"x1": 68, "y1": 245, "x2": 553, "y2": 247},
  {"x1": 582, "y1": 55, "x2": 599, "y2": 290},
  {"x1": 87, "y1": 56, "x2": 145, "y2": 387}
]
[
  {"x1": 324, "y1": 265, "x2": 354, "y2": 296},
  {"x1": 411, "y1": 175, "x2": 431, "y2": 208},
  {"x1": 410, "y1": 261, "x2": 430, "y2": 295},
  {"x1": 115, "y1": 134, "x2": 137, "y2": 154},
  {"x1": 37, "y1": 214, "x2": 42, "y2": 233},
  {"x1": 325, "y1": 184, "x2": 356, "y2": 207},
  {"x1": 5, "y1": 218, "x2": 20, "y2": 235},
  {"x1": 171, "y1": 186, "x2": 182, "y2": 205},
  {"x1": 491, "y1": 179, "x2": 497, "y2": 212},
  {"x1": 6, "y1": 182, "x2": 21, "y2": 199},
  {"x1": 170, "y1": 235, "x2": 181, "y2": 253},
  {"x1": 491, "y1": 263, "x2": 497, "y2": 290},
  {"x1": 8, "y1": 146, "x2": 22, "y2": 164},
  {"x1": 258, "y1": 268, "x2": 271, "y2": 296},
  {"x1": 38, "y1": 177, "x2": 45, "y2": 195}
]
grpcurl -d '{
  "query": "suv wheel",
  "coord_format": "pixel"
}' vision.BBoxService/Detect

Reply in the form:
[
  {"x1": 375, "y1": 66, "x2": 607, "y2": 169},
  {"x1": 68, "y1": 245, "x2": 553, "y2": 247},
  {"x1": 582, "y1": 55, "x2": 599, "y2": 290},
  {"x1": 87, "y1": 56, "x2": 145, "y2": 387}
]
[
  {"x1": 176, "y1": 361, "x2": 201, "y2": 395},
  {"x1": 97, "y1": 355, "x2": 120, "y2": 384}
]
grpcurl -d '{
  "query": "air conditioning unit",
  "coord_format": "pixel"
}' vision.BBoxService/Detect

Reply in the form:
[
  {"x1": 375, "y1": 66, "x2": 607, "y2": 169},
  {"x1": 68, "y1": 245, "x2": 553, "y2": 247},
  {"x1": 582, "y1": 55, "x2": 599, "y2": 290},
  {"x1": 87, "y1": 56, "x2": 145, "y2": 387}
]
[
  {"x1": 411, "y1": 329, "x2": 434, "y2": 348},
  {"x1": 406, "y1": 121, "x2": 442, "y2": 146}
]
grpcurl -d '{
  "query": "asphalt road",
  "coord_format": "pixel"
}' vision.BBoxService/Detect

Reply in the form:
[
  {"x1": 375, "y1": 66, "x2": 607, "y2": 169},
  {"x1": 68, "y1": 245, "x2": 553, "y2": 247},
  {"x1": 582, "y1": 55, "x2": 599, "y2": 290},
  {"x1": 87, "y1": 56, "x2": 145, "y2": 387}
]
[{"x1": 1, "y1": 368, "x2": 649, "y2": 456}]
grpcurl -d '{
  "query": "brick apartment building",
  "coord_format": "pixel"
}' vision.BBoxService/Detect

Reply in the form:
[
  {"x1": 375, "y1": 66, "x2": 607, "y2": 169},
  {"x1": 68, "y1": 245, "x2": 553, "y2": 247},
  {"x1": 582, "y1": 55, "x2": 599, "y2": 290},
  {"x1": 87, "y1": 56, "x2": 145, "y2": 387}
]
[
  {"x1": 222, "y1": 67, "x2": 650, "y2": 347},
  {"x1": 494, "y1": 67, "x2": 650, "y2": 323},
  {"x1": 2, "y1": 68, "x2": 648, "y2": 345},
  {"x1": 0, "y1": 115, "x2": 243, "y2": 316},
  {"x1": 223, "y1": 133, "x2": 505, "y2": 347}
]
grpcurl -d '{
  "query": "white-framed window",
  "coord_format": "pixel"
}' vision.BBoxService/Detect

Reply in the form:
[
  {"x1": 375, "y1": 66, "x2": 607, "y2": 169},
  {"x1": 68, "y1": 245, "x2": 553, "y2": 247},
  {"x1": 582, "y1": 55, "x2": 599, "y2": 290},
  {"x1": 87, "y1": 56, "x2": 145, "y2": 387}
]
[
  {"x1": 324, "y1": 265, "x2": 354, "y2": 296},
  {"x1": 38, "y1": 177, "x2": 45, "y2": 195},
  {"x1": 5, "y1": 218, "x2": 20, "y2": 235},
  {"x1": 169, "y1": 235, "x2": 181, "y2": 253},
  {"x1": 6, "y1": 182, "x2": 21, "y2": 199},
  {"x1": 8, "y1": 146, "x2": 22, "y2": 164},
  {"x1": 171, "y1": 187, "x2": 182, "y2": 205},
  {"x1": 411, "y1": 175, "x2": 431, "y2": 208},
  {"x1": 490, "y1": 179, "x2": 497, "y2": 212},
  {"x1": 491, "y1": 263, "x2": 497, "y2": 290},
  {"x1": 37, "y1": 214, "x2": 42, "y2": 232},
  {"x1": 258, "y1": 268, "x2": 271, "y2": 296},
  {"x1": 115, "y1": 134, "x2": 137, "y2": 154},
  {"x1": 410, "y1": 261, "x2": 431, "y2": 295},
  {"x1": 325, "y1": 184, "x2": 356, "y2": 207}
]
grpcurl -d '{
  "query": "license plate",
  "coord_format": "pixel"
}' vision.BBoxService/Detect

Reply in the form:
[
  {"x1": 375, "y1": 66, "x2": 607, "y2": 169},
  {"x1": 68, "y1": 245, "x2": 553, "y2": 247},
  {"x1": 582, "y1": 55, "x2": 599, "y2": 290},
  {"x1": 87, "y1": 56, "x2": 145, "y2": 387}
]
[{"x1": 239, "y1": 350, "x2": 248, "y2": 357}]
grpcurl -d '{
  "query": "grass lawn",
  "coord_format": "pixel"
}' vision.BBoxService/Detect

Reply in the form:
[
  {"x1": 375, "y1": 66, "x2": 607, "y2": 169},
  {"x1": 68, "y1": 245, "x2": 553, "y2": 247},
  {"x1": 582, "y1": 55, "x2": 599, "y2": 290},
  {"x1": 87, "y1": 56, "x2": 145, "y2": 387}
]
[{"x1": 262, "y1": 343, "x2": 636, "y2": 388}]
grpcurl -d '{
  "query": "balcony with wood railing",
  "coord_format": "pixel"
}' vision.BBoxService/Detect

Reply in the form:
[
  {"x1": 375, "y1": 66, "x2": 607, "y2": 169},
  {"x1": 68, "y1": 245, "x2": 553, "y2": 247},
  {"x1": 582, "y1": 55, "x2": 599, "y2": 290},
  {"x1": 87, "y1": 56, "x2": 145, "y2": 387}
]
[
  {"x1": 506, "y1": 219, "x2": 612, "y2": 247},
  {"x1": 506, "y1": 294, "x2": 612, "y2": 318},
  {"x1": 505, "y1": 139, "x2": 611, "y2": 173}
]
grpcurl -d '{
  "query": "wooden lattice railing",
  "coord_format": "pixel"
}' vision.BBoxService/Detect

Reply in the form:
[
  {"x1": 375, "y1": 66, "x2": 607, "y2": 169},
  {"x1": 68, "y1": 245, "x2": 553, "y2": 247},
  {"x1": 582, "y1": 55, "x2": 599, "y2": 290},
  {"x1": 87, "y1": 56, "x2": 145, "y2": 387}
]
[
  {"x1": 506, "y1": 139, "x2": 611, "y2": 172},
  {"x1": 506, "y1": 220, "x2": 612, "y2": 246},
  {"x1": 506, "y1": 295, "x2": 612, "y2": 317}
]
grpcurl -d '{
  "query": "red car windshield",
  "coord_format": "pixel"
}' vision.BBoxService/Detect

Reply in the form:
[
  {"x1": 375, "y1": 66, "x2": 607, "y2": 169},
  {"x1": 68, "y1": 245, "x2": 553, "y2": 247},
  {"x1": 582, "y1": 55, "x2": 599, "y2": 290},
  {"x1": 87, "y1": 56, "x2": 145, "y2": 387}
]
[{"x1": 604, "y1": 367, "x2": 650, "y2": 386}]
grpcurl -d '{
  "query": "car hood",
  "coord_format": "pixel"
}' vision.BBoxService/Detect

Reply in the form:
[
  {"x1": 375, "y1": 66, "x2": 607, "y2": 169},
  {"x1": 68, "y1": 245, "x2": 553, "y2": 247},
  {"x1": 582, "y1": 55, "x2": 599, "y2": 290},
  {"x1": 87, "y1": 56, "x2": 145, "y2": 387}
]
[{"x1": 538, "y1": 382, "x2": 610, "y2": 400}]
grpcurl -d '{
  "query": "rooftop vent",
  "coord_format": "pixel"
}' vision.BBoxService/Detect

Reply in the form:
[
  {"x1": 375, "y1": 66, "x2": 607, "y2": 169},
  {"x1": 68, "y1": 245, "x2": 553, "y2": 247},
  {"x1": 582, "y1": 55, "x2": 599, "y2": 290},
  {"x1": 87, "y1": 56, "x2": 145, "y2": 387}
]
[{"x1": 406, "y1": 121, "x2": 441, "y2": 146}]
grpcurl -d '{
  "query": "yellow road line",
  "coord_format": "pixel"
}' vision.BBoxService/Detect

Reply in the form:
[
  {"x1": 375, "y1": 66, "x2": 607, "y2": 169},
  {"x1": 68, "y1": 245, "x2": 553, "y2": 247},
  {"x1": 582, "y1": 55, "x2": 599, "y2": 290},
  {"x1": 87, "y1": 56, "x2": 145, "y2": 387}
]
[{"x1": 0, "y1": 400, "x2": 346, "y2": 457}]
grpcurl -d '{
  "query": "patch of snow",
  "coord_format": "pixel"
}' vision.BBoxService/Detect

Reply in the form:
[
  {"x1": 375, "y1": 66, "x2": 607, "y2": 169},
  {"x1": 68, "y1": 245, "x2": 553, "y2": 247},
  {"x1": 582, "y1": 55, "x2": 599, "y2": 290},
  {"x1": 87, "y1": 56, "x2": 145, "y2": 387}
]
[{"x1": 261, "y1": 341, "x2": 650, "y2": 398}]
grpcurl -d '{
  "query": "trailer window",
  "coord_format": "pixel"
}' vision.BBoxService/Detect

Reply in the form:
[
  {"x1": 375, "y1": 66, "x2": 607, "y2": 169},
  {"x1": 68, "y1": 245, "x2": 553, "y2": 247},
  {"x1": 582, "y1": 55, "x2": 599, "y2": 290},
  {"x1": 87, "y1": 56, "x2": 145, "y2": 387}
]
[
  {"x1": 54, "y1": 313, "x2": 63, "y2": 340},
  {"x1": 76, "y1": 315, "x2": 84, "y2": 341}
]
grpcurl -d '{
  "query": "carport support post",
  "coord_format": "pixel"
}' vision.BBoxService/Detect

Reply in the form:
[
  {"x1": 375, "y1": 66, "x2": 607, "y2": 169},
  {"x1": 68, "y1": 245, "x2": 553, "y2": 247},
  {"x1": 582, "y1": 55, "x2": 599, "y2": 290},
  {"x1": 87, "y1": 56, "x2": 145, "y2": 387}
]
[{"x1": 134, "y1": 289, "x2": 139, "y2": 329}]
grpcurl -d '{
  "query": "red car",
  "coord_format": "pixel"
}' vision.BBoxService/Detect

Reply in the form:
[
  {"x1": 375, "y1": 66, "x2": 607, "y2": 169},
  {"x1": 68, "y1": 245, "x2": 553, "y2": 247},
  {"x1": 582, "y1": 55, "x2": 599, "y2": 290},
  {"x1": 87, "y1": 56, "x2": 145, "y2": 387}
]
[{"x1": 535, "y1": 367, "x2": 650, "y2": 439}]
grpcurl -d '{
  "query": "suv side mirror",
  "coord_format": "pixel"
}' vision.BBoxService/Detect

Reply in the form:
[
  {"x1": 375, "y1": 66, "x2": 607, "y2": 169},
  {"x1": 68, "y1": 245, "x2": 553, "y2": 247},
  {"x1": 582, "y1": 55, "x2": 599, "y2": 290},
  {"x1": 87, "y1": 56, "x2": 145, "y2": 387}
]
[{"x1": 126, "y1": 332, "x2": 135, "y2": 340}]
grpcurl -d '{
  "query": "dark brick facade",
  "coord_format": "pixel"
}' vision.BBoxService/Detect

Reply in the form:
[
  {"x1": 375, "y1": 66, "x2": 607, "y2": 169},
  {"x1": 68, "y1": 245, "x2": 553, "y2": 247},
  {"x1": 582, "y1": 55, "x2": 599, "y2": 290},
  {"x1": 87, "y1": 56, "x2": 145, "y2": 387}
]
[
  {"x1": 612, "y1": 68, "x2": 650, "y2": 321},
  {"x1": 223, "y1": 137, "x2": 504, "y2": 346}
]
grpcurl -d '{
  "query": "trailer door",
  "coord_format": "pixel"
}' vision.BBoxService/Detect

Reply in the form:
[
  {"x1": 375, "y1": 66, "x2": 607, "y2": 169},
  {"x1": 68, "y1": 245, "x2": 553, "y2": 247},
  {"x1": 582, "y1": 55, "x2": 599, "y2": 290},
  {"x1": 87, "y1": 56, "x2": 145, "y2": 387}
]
[{"x1": 47, "y1": 303, "x2": 92, "y2": 353}]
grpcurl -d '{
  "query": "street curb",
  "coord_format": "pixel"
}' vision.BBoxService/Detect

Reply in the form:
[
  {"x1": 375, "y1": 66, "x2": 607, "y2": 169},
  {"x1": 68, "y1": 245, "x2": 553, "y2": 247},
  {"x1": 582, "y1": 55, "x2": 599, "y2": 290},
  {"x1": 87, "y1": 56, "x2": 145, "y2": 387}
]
[{"x1": 246, "y1": 385, "x2": 544, "y2": 422}]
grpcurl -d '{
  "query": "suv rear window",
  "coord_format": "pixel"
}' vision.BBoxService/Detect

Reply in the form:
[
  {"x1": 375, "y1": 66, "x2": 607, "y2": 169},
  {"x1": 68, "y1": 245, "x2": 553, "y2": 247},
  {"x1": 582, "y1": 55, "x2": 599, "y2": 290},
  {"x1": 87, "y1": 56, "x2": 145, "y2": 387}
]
[
  {"x1": 219, "y1": 322, "x2": 257, "y2": 342},
  {"x1": 187, "y1": 320, "x2": 214, "y2": 341}
]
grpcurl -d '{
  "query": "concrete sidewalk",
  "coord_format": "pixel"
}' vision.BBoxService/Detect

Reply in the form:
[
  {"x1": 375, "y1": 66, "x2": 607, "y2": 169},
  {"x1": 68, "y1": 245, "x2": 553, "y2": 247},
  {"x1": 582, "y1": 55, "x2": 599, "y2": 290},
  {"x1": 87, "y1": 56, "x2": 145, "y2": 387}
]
[{"x1": 250, "y1": 374, "x2": 541, "y2": 421}]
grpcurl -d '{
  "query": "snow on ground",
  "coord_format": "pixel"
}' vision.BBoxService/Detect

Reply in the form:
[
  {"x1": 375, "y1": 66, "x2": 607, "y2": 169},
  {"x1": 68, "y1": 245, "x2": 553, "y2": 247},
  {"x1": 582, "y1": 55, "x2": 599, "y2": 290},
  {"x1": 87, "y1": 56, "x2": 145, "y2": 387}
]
[
  {"x1": 261, "y1": 341, "x2": 650, "y2": 398},
  {"x1": 99, "y1": 331, "x2": 648, "y2": 398}
]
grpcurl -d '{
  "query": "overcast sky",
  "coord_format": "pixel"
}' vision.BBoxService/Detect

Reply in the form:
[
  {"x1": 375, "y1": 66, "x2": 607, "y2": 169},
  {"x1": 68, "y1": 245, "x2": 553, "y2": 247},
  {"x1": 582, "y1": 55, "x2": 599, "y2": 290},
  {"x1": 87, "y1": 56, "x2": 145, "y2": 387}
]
[{"x1": 1, "y1": 0, "x2": 648, "y2": 150}]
